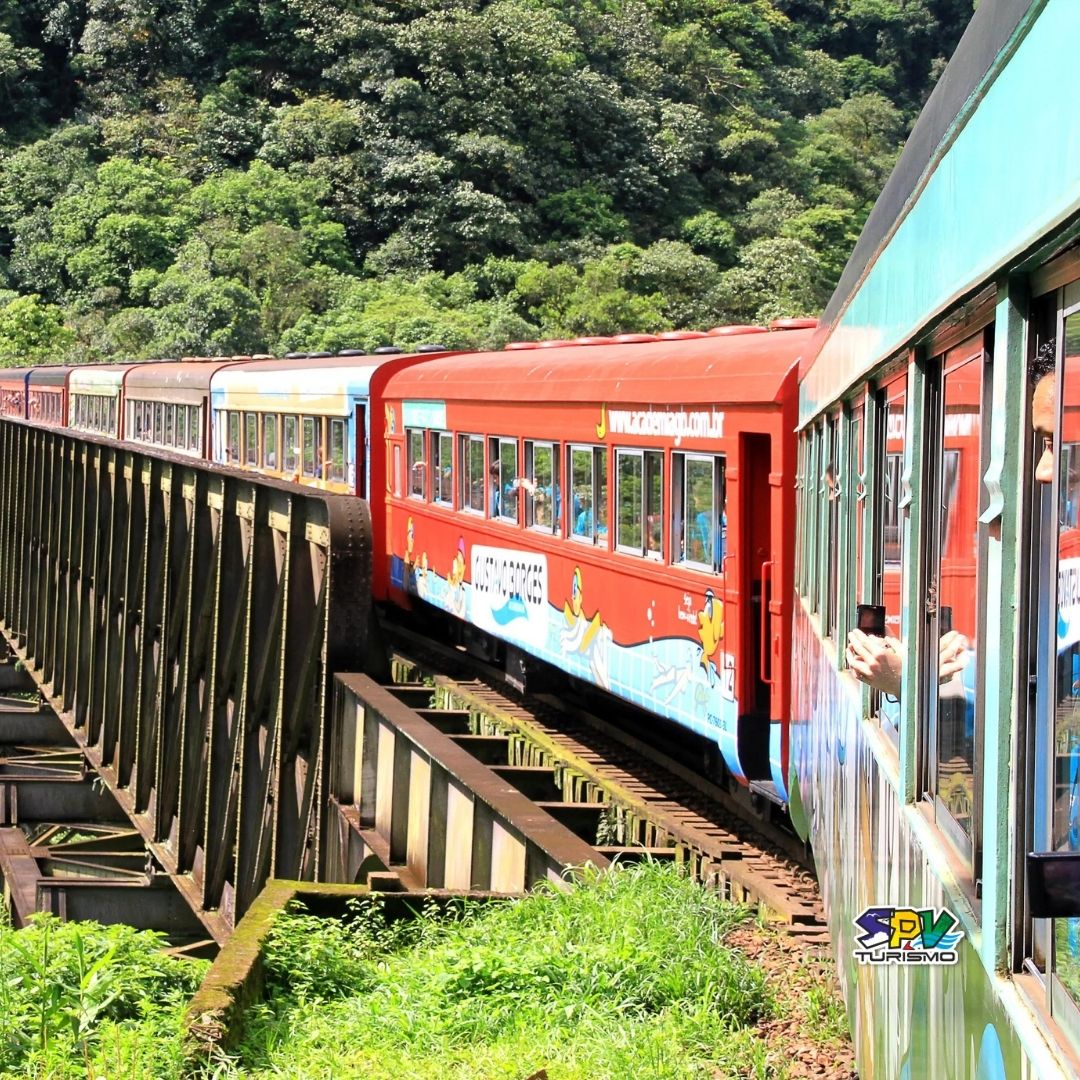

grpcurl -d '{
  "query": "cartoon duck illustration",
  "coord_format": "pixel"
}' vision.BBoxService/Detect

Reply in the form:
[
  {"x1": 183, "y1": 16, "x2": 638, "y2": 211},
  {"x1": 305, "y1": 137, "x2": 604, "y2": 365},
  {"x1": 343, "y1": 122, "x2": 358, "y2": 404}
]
[
  {"x1": 448, "y1": 536, "x2": 467, "y2": 617},
  {"x1": 697, "y1": 588, "x2": 725, "y2": 686},
  {"x1": 560, "y1": 566, "x2": 611, "y2": 688},
  {"x1": 404, "y1": 516, "x2": 416, "y2": 579}
]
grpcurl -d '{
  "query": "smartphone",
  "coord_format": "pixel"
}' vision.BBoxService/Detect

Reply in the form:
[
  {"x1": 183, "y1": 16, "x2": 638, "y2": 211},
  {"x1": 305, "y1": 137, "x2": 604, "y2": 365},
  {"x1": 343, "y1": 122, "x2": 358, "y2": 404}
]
[{"x1": 856, "y1": 603, "x2": 886, "y2": 637}]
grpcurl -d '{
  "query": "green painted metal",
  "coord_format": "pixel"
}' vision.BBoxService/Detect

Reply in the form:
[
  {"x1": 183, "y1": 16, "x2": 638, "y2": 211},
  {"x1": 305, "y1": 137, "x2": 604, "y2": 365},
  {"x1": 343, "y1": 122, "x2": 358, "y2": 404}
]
[
  {"x1": 0, "y1": 420, "x2": 373, "y2": 942},
  {"x1": 800, "y1": 0, "x2": 1070, "y2": 425}
]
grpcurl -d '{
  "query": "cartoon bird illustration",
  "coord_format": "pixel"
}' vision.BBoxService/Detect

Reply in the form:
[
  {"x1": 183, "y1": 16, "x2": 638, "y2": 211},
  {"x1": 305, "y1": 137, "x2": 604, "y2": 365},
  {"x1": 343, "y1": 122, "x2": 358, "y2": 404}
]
[
  {"x1": 697, "y1": 588, "x2": 725, "y2": 686},
  {"x1": 561, "y1": 567, "x2": 611, "y2": 688},
  {"x1": 448, "y1": 536, "x2": 467, "y2": 617}
]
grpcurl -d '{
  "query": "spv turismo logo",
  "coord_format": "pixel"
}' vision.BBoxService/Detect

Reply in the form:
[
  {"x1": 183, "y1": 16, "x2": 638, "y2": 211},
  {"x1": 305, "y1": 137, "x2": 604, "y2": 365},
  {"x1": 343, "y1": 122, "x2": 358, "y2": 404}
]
[{"x1": 853, "y1": 906, "x2": 964, "y2": 965}]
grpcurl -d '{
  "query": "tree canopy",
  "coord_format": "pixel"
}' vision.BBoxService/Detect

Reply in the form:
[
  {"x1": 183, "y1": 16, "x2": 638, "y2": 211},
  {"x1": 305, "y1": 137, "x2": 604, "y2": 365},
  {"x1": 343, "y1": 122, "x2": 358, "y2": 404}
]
[{"x1": 0, "y1": 0, "x2": 971, "y2": 363}]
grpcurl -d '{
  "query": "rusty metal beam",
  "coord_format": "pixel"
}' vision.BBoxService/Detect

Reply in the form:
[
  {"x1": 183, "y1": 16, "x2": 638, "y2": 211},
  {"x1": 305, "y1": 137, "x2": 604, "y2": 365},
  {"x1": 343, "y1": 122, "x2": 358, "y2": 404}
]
[{"x1": 0, "y1": 419, "x2": 372, "y2": 940}]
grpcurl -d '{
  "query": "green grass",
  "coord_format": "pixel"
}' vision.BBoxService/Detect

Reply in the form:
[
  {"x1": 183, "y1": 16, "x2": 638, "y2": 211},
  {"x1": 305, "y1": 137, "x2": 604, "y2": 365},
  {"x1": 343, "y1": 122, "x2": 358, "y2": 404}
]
[
  {"x1": 0, "y1": 912, "x2": 208, "y2": 1078},
  {"x1": 217, "y1": 863, "x2": 777, "y2": 1080}
]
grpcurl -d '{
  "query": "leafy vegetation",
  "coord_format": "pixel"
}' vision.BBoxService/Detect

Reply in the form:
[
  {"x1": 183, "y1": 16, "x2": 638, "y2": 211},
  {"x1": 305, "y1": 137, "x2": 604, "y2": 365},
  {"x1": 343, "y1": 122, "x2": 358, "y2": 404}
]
[
  {"x1": 0, "y1": 0, "x2": 972, "y2": 363},
  {"x1": 0, "y1": 912, "x2": 208, "y2": 1078},
  {"x1": 215, "y1": 863, "x2": 779, "y2": 1078}
]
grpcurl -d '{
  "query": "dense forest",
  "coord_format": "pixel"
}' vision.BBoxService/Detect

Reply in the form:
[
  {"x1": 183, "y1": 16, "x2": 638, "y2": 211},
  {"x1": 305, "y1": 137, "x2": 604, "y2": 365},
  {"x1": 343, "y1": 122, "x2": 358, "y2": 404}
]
[{"x1": 0, "y1": 0, "x2": 972, "y2": 363}]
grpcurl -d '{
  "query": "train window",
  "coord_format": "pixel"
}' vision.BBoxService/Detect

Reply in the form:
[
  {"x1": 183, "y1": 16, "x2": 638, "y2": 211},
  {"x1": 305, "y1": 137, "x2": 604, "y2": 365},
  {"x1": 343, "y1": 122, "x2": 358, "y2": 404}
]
[
  {"x1": 923, "y1": 335, "x2": 985, "y2": 861},
  {"x1": 329, "y1": 419, "x2": 346, "y2": 482},
  {"x1": 263, "y1": 414, "x2": 278, "y2": 469},
  {"x1": 283, "y1": 415, "x2": 298, "y2": 473},
  {"x1": 874, "y1": 372, "x2": 908, "y2": 739},
  {"x1": 524, "y1": 441, "x2": 559, "y2": 534},
  {"x1": 407, "y1": 428, "x2": 426, "y2": 499},
  {"x1": 432, "y1": 432, "x2": 453, "y2": 506},
  {"x1": 825, "y1": 414, "x2": 841, "y2": 639},
  {"x1": 190, "y1": 406, "x2": 201, "y2": 452},
  {"x1": 489, "y1": 437, "x2": 518, "y2": 522},
  {"x1": 177, "y1": 404, "x2": 188, "y2": 449},
  {"x1": 460, "y1": 434, "x2": 484, "y2": 513},
  {"x1": 674, "y1": 453, "x2": 725, "y2": 571},
  {"x1": 302, "y1": 417, "x2": 317, "y2": 477},
  {"x1": 569, "y1": 444, "x2": 608, "y2": 544},
  {"x1": 848, "y1": 402, "x2": 865, "y2": 608},
  {"x1": 164, "y1": 404, "x2": 174, "y2": 446},
  {"x1": 226, "y1": 411, "x2": 240, "y2": 462},
  {"x1": 615, "y1": 449, "x2": 662, "y2": 558},
  {"x1": 245, "y1": 413, "x2": 258, "y2": 465}
]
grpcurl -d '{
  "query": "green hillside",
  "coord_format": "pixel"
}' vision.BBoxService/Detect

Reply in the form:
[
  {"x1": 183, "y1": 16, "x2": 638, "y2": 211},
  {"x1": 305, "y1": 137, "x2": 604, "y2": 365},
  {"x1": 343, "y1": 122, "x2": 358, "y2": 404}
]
[{"x1": 0, "y1": 0, "x2": 971, "y2": 362}]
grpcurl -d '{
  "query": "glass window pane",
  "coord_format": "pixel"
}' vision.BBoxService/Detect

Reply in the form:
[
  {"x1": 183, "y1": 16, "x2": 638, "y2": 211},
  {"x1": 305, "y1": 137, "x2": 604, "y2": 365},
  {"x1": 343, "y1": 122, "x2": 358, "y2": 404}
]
[
  {"x1": 526, "y1": 442, "x2": 558, "y2": 532},
  {"x1": 330, "y1": 419, "x2": 346, "y2": 482},
  {"x1": 408, "y1": 429, "x2": 425, "y2": 497},
  {"x1": 932, "y1": 350, "x2": 982, "y2": 849},
  {"x1": 617, "y1": 451, "x2": 643, "y2": 552},
  {"x1": 190, "y1": 406, "x2": 201, "y2": 451},
  {"x1": 283, "y1": 415, "x2": 298, "y2": 472},
  {"x1": 571, "y1": 447, "x2": 593, "y2": 539},
  {"x1": 596, "y1": 447, "x2": 608, "y2": 541},
  {"x1": 490, "y1": 438, "x2": 518, "y2": 522},
  {"x1": 264, "y1": 414, "x2": 278, "y2": 468},
  {"x1": 434, "y1": 432, "x2": 453, "y2": 505},
  {"x1": 462, "y1": 435, "x2": 484, "y2": 511},
  {"x1": 645, "y1": 451, "x2": 662, "y2": 558},
  {"x1": 177, "y1": 403, "x2": 188, "y2": 449},
  {"x1": 302, "y1": 417, "x2": 316, "y2": 476},
  {"x1": 246, "y1": 413, "x2": 258, "y2": 465},
  {"x1": 682, "y1": 456, "x2": 715, "y2": 565}
]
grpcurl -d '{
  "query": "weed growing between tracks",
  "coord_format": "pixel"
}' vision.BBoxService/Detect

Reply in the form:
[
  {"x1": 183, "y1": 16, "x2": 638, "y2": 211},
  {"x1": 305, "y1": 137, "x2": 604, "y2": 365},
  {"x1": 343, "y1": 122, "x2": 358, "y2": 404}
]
[
  {"x1": 0, "y1": 913, "x2": 208, "y2": 1078},
  {"x1": 213, "y1": 862, "x2": 843, "y2": 1080}
]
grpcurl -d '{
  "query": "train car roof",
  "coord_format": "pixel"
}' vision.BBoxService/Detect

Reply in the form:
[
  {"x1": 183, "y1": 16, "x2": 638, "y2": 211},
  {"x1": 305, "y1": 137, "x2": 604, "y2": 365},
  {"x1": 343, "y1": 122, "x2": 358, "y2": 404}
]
[
  {"x1": 69, "y1": 365, "x2": 141, "y2": 393},
  {"x1": 0, "y1": 367, "x2": 31, "y2": 387},
  {"x1": 210, "y1": 352, "x2": 457, "y2": 413},
  {"x1": 383, "y1": 331, "x2": 812, "y2": 406},
  {"x1": 28, "y1": 366, "x2": 73, "y2": 387},
  {"x1": 800, "y1": 0, "x2": 1064, "y2": 424},
  {"x1": 125, "y1": 358, "x2": 242, "y2": 396}
]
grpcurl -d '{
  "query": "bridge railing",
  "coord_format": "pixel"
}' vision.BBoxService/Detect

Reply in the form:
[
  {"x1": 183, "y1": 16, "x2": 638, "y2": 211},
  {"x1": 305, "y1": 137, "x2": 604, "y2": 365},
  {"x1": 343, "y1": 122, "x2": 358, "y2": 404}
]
[{"x1": 0, "y1": 418, "x2": 372, "y2": 940}]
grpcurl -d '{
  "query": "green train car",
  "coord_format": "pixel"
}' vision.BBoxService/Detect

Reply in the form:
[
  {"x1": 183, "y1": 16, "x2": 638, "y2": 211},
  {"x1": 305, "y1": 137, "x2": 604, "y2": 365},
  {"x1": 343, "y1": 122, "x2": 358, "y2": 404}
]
[{"x1": 793, "y1": 1, "x2": 1080, "y2": 1076}]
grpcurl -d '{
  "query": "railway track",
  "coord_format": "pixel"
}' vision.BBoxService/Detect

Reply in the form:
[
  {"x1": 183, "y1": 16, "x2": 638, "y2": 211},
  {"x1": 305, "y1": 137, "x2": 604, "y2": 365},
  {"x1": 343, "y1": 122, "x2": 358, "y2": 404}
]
[{"x1": 381, "y1": 621, "x2": 830, "y2": 954}]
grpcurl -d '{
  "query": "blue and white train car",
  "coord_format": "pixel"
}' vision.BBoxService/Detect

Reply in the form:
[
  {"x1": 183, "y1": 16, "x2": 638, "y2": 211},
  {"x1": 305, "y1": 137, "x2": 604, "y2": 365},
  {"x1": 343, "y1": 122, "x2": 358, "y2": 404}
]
[
  {"x1": 794, "y1": 1, "x2": 1080, "y2": 1076},
  {"x1": 208, "y1": 350, "x2": 454, "y2": 496}
]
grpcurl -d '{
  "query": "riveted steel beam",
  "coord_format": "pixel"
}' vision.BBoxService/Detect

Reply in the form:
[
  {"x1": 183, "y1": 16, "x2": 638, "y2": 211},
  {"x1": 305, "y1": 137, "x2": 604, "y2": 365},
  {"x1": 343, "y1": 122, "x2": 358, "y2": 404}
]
[{"x1": 0, "y1": 420, "x2": 371, "y2": 941}]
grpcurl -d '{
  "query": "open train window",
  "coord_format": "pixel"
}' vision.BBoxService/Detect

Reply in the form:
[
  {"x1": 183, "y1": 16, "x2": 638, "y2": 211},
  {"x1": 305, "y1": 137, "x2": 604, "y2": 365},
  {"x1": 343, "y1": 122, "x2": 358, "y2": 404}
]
[
  {"x1": 302, "y1": 416, "x2": 323, "y2": 478},
  {"x1": 177, "y1": 404, "x2": 188, "y2": 449},
  {"x1": 489, "y1": 437, "x2": 518, "y2": 522},
  {"x1": 190, "y1": 405, "x2": 201, "y2": 452},
  {"x1": 407, "y1": 428, "x2": 426, "y2": 499},
  {"x1": 227, "y1": 411, "x2": 240, "y2": 463},
  {"x1": 615, "y1": 449, "x2": 662, "y2": 559},
  {"x1": 921, "y1": 333, "x2": 987, "y2": 867},
  {"x1": 673, "y1": 453, "x2": 725, "y2": 571},
  {"x1": 283, "y1": 415, "x2": 298, "y2": 474},
  {"x1": 245, "y1": 413, "x2": 258, "y2": 465},
  {"x1": 569, "y1": 444, "x2": 608, "y2": 544},
  {"x1": 432, "y1": 432, "x2": 453, "y2": 506},
  {"x1": 460, "y1": 434, "x2": 484, "y2": 513},
  {"x1": 848, "y1": 401, "x2": 866, "y2": 612},
  {"x1": 873, "y1": 370, "x2": 909, "y2": 741},
  {"x1": 329, "y1": 419, "x2": 346, "y2": 483},
  {"x1": 824, "y1": 414, "x2": 841, "y2": 639},
  {"x1": 524, "y1": 441, "x2": 559, "y2": 534},
  {"x1": 263, "y1": 414, "x2": 278, "y2": 469}
]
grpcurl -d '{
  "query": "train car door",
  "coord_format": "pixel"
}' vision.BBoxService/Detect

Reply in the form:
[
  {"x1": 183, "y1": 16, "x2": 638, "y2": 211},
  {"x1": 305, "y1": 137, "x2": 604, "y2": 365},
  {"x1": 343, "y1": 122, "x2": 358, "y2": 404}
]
[
  {"x1": 354, "y1": 403, "x2": 366, "y2": 496},
  {"x1": 738, "y1": 431, "x2": 774, "y2": 784}
]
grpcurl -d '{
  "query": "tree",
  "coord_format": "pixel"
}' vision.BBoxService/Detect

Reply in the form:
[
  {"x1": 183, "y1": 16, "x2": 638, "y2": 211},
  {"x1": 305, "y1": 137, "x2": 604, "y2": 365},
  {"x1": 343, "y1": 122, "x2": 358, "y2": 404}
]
[{"x1": 0, "y1": 294, "x2": 73, "y2": 364}]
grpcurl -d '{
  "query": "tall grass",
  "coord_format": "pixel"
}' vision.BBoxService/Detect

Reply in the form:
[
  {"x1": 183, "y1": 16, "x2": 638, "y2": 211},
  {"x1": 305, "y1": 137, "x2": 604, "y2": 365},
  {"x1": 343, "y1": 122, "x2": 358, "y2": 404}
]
[
  {"x1": 0, "y1": 912, "x2": 208, "y2": 1078},
  {"x1": 222, "y1": 863, "x2": 775, "y2": 1080}
]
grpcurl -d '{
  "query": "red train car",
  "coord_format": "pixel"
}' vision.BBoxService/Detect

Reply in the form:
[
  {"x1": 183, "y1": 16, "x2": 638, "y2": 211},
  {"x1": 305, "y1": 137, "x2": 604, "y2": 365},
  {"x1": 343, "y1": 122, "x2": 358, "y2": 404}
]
[
  {"x1": 0, "y1": 368, "x2": 30, "y2": 419},
  {"x1": 27, "y1": 367, "x2": 71, "y2": 427},
  {"x1": 378, "y1": 327, "x2": 812, "y2": 797}
]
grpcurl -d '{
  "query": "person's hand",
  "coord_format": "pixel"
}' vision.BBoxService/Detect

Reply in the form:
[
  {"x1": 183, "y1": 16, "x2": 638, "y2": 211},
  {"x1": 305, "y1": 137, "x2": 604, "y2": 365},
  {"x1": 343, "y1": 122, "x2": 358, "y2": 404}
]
[
  {"x1": 846, "y1": 628, "x2": 904, "y2": 697},
  {"x1": 937, "y1": 630, "x2": 970, "y2": 684}
]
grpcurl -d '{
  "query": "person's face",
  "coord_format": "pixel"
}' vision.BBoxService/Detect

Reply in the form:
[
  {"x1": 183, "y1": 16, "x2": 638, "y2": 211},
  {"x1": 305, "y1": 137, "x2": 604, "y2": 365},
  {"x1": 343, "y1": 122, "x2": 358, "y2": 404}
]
[{"x1": 1033, "y1": 373, "x2": 1057, "y2": 485}]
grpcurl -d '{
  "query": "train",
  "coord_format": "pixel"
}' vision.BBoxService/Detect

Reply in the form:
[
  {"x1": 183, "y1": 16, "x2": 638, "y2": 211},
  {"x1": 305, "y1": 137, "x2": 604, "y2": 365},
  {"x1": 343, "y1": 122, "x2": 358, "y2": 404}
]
[{"x1": 3, "y1": 1, "x2": 1080, "y2": 1075}]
